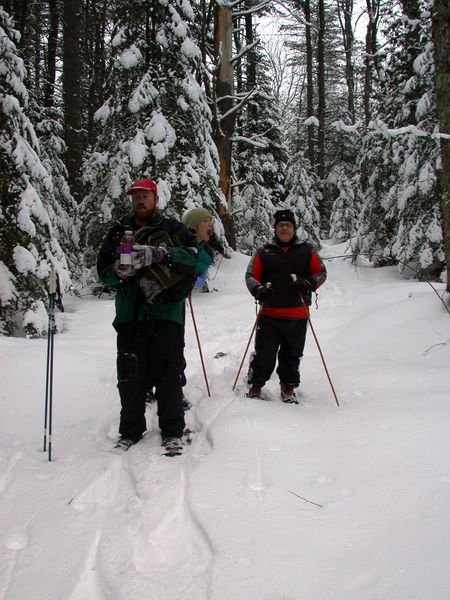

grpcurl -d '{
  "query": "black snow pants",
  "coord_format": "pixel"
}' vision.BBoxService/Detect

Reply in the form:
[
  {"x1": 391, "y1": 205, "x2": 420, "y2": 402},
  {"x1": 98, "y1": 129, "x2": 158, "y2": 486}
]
[
  {"x1": 247, "y1": 316, "x2": 308, "y2": 387},
  {"x1": 116, "y1": 320, "x2": 185, "y2": 441}
]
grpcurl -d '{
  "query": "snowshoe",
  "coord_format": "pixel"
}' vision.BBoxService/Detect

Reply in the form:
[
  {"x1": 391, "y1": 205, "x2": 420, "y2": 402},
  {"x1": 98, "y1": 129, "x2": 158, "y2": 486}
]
[
  {"x1": 161, "y1": 436, "x2": 184, "y2": 457},
  {"x1": 281, "y1": 384, "x2": 299, "y2": 405},
  {"x1": 246, "y1": 385, "x2": 264, "y2": 400},
  {"x1": 146, "y1": 388, "x2": 156, "y2": 404},
  {"x1": 111, "y1": 438, "x2": 136, "y2": 453},
  {"x1": 161, "y1": 429, "x2": 194, "y2": 457}
]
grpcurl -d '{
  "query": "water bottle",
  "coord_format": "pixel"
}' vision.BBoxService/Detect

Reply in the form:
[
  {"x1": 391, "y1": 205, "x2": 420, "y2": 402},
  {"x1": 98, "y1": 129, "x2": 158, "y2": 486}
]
[{"x1": 119, "y1": 230, "x2": 135, "y2": 272}]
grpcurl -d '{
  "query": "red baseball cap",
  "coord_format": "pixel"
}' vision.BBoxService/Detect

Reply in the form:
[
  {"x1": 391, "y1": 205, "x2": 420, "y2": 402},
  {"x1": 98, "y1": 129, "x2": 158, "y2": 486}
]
[{"x1": 126, "y1": 177, "x2": 158, "y2": 195}]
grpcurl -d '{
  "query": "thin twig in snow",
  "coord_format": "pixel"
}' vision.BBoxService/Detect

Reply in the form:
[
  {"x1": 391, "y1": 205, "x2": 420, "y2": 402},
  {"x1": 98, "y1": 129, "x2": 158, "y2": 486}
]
[{"x1": 287, "y1": 489, "x2": 323, "y2": 508}]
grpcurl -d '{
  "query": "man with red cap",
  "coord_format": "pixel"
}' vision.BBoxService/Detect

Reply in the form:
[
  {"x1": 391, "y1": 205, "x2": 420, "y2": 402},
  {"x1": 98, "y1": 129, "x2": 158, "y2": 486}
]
[
  {"x1": 97, "y1": 176, "x2": 198, "y2": 454},
  {"x1": 245, "y1": 209, "x2": 327, "y2": 404}
]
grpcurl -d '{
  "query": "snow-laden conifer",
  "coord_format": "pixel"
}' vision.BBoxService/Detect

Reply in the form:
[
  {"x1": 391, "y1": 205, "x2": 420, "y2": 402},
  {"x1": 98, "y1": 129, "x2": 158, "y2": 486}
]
[
  {"x1": 233, "y1": 43, "x2": 289, "y2": 253},
  {"x1": 354, "y1": 1, "x2": 444, "y2": 278},
  {"x1": 327, "y1": 164, "x2": 362, "y2": 242},
  {"x1": 0, "y1": 9, "x2": 77, "y2": 336},
  {"x1": 327, "y1": 118, "x2": 363, "y2": 242},
  {"x1": 283, "y1": 151, "x2": 322, "y2": 247},
  {"x1": 81, "y1": 0, "x2": 229, "y2": 262}
]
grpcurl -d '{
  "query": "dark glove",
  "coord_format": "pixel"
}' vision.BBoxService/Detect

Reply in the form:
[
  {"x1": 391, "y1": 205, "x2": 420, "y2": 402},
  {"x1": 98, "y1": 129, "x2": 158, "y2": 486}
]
[
  {"x1": 131, "y1": 245, "x2": 168, "y2": 269},
  {"x1": 253, "y1": 283, "x2": 273, "y2": 303},
  {"x1": 291, "y1": 274, "x2": 317, "y2": 296}
]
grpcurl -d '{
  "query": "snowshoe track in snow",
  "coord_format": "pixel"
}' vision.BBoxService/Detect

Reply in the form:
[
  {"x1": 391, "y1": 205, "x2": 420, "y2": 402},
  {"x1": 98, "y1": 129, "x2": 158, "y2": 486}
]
[
  {"x1": 96, "y1": 433, "x2": 214, "y2": 600},
  {"x1": 62, "y1": 399, "x2": 221, "y2": 600}
]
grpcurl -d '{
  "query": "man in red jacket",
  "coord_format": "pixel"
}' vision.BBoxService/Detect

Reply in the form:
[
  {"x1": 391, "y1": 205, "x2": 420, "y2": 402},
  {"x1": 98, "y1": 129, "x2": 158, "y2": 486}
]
[{"x1": 245, "y1": 209, "x2": 327, "y2": 404}]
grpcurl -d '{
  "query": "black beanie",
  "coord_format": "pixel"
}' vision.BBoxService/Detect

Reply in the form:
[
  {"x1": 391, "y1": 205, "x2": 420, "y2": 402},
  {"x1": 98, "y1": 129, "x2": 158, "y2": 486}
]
[{"x1": 274, "y1": 209, "x2": 296, "y2": 228}]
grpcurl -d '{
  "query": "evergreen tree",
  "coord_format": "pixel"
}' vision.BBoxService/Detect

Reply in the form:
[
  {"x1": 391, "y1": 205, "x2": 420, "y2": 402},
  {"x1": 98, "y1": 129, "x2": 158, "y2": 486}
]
[
  {"x1": 233, "y1": 29, "x2": 289, "y2": 253},
  {"x1": 326, "y1": 120, "x2": 363, "y2": 241},
  {"x1": 81, "y1": 0, "x2": 229, "y2": 264},
  {"x1": 284, "y1": 151, "x2": 322, "y2": 246},
  {"x1": 34, "y1": 104, "x2": 82, "y2": 274},
  {"x1": 0, "y1": 9, "x2": 77, "y2": 336},
  {"x1": 327, "y1": 164, "x2": 362, "y2": 242},
  {"x1": 354, "y1": 0, "x2": 445, "y2": 278}
]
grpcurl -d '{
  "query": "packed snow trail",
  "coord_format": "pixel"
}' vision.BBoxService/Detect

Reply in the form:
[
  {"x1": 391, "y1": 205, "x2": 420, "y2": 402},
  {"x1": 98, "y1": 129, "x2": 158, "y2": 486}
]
[{"x1": 1, "y1": 247, "x2": 449, "y2": 600}]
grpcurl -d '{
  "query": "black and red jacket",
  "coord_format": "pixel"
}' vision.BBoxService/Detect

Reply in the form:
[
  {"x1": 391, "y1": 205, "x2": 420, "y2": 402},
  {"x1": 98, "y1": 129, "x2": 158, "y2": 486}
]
[{"x1": 245, "y1": 237, "x2": 327, "y2": 319}]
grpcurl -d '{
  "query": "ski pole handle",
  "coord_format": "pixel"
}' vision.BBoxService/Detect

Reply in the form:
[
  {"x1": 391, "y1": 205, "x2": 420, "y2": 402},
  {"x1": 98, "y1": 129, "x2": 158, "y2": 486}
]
[{"x1": 48, "y1": 270, "x2": 57, "y2": 295}]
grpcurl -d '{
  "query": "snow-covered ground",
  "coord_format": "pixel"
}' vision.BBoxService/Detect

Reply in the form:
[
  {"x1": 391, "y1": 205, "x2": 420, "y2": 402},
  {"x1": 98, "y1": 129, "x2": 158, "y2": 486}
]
[{"x1": 1, "y1": 243, "x2": 449, "y2": 600}]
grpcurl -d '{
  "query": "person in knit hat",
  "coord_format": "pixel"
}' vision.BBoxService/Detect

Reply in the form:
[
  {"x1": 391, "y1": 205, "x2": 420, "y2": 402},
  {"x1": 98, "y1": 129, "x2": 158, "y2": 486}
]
[
  {"x1": 244, "y1": 208, "x2": 327, "y2": 404},
  {"x1": 146, "y1": 207, "x2": 215, "y2": 413},
  {"x1": 96, "y1": 176, "x2": 198, "y2": 454},
  {"x1": 182, "y1": 207, "x2": 214, "y2": 291}
]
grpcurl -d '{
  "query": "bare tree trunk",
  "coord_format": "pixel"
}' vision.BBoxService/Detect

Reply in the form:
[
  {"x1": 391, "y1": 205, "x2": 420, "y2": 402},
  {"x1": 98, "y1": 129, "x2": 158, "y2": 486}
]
[
  {"x1": 303, "y1": 0, "x2": 315, "y2": 165},
  {"x1": 399, "y1": 0, "x2": 421, "y2": 124},
  {"x1": 45, "y1": 0, "x2": 59, "y2": 107},
  {"x1": 317, "y1": 0, "x2": 326, "y2": 180},
  {"x1": 214, "y1": 3, "x2": 236, "y2": 248},
  {"x1": 337, "y1": 0, "x2": 355, "y2": 120},
  {"x1": 245, "y1": 4, "x2": 256, "y2": 121},
  {"x1": 199, "y1": 0, "x2": 214, "y2": 96},
  {"x1": 63, "y1": 0, "x2": 83, "y2": 203},
  {"x1": 85, "y1": 0, "x2": 108, "y2": 145},
  {"x1": 233, "y1": 16, "x2": 243, "y2": 99},
  {"x1": 432, "y1": 0, "x2": 450, "y2": 291},
  {"x1": 33, "y1": 2, "x2": 41, "y2": 93},
  {"x1": 363, "y1": 0, "x2": 380, "y2": 125}
]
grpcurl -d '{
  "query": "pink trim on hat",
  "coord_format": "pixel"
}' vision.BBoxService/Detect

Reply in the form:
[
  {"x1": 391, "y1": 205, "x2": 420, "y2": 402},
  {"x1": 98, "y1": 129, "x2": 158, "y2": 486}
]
[{"x1": 126, "y1": 177, "x2": 158, "y2": 195}]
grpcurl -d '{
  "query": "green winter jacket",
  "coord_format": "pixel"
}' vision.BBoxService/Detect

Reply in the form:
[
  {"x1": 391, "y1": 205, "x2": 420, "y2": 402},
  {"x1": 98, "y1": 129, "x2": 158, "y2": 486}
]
[
  {"x1": 195, "y1": 241, "x2": 213, "y2": 275},
  {"x1": 97, "y1": 213, "x2": 198, "y2": 328}
]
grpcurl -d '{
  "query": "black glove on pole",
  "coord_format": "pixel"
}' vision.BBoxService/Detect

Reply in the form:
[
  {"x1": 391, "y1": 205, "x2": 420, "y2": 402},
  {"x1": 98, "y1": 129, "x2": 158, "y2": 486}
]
[{"x1": 254, "y1": 282, "x2": 272, "y2": 304}]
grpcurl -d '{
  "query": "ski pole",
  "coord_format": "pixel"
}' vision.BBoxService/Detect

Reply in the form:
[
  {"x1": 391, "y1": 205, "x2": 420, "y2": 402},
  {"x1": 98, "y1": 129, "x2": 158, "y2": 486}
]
[
  {"x1": 188, "y1": 295, "x2": 211, "y2": 397},
  {"x1": 232, "y1": 305, "x2": 262, "y2": 391},
  {"x1": 292, "y1": 275, "x2": 340, "y2": 407},
  {"x1": 43, "y1": 270, "x2": 57, "y2": 461},
  {"x1": 305, "y1": 309, "x2": 340, "y2": 407}
]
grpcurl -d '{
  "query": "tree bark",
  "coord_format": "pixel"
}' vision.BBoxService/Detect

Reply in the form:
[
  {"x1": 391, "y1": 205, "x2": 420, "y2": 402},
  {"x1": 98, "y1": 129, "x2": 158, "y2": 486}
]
[
  {"x1": 245, "y1": 4, "x2": 256, "y2": 121},
  {"x1": 432, "y1": 0, "x2": 450, "y2": 291},
  {"x1": 337, "y1": 0, "x2": 355, "y2": 120},
  {"x1": 85, "y1": 0, "x2": 108, "y2": 145},
  {"x1": 63, "y1": 0, "x2": 83, "y2": 203},
  {"x1": 45, "y1": 0, "x2": 59, "y2": 107},
  {"x1": 303, "y1": 0, "x2": 315, "y2": 165},
  {"x1": 363, "y1": 0, "x2": 380, "y2": 125},
  {"x1": 214, "y1": 3, "x2": 236, "y2": 248},
  {"x1": 317, "y1": 0, "x2": 326, "y2": 180}
]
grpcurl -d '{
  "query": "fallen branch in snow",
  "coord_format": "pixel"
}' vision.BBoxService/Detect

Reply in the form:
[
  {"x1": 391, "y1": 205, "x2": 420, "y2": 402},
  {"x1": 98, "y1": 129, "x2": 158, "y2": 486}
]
[
  {"x1": 287, "y1": 490, "x2": 324, "y2": 508},
  {"x1": 424, "y1": 342, "x2": 447, "y2": 354}
]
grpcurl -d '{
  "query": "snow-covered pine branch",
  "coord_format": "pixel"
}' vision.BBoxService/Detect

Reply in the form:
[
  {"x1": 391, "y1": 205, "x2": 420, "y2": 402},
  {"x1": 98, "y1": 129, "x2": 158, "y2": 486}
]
[
  {"x1": 219, "y1": 89, "x2": 258, "y2": 122},
  {"x1": 233, "y1": 1, "x2": 273, "y2": 17},
  {"x1": 230, "y1": 135, "x2": 268, "y2": 148},
  {"x1": 330, "y1": 119, "x2": 450, "y2": 140},
  {"x1": 230, "y1": 40, "x2": 260, "y2": 64}
]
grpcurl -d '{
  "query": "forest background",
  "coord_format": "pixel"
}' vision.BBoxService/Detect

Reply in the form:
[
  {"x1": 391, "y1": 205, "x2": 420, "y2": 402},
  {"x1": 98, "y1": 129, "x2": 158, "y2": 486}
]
[{"x1": 0, "y1": 0, "x2": 449, "y2": 337}]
